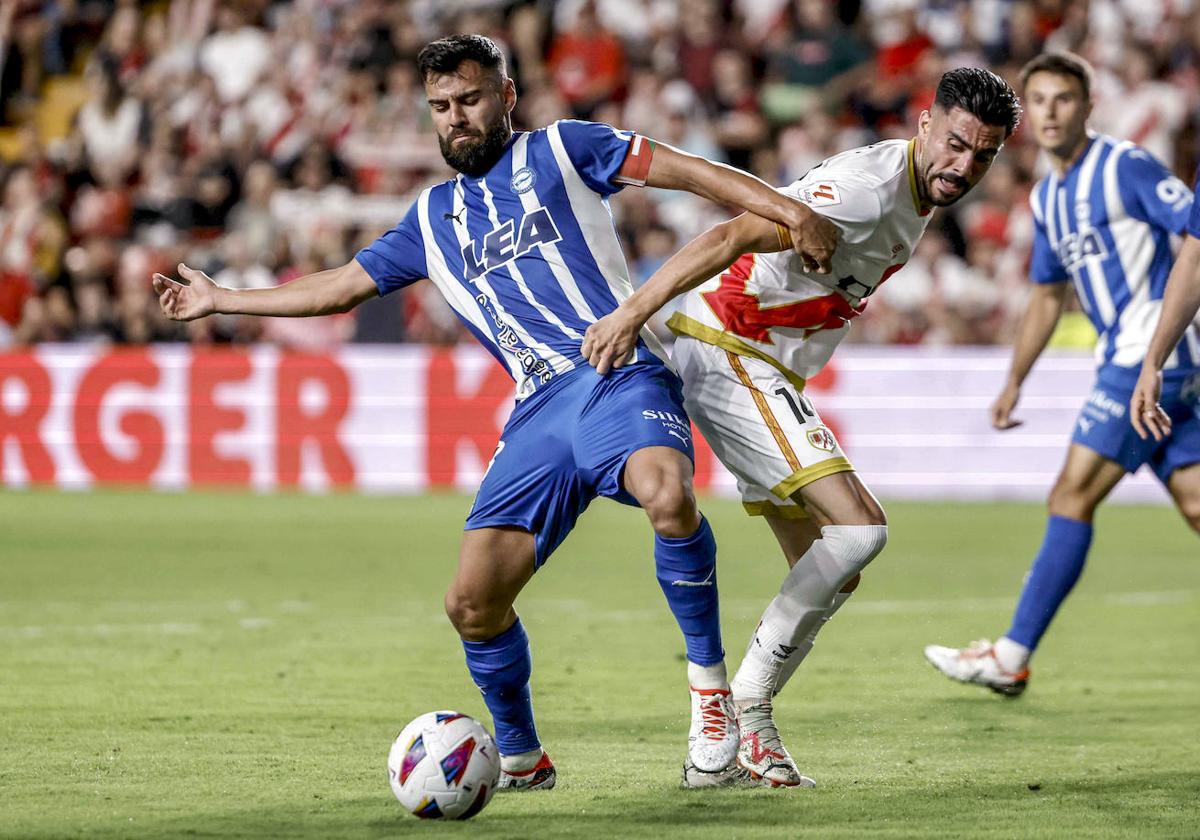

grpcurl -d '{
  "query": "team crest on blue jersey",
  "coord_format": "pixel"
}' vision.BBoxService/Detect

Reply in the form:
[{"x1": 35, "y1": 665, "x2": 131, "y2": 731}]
[{"x1": 510, "y1": 166, "x2": 537, "y2": 194}]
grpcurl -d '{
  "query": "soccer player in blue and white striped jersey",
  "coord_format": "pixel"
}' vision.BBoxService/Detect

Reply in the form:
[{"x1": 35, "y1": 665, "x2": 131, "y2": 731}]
[
  {"x1": 925, "y1": 52, "x2": 1200, "y2": 696},
  {"x1": 152, "y1": 34, "x2": 840, "y2": 788}
]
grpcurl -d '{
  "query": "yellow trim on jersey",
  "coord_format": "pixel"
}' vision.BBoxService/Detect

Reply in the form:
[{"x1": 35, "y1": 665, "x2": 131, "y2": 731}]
[
  {"x1": 666, "y1": 313, "x2": 808, "y2": 392},
  {"x1": 743, "y1": 500, "x2": 810, "y2": 519},
  {"x1": 724, "y1": 351, "x2": 802, "y2": 473},
  {"x1": 906, "y1": 138, "x2": 924, "y2": 214},
  {"x1": 775, "y1": 223, "x2": 793, "y2": 251},
  {"x1": 771, "y1": 457, "x2": 855, "y2": 500}
]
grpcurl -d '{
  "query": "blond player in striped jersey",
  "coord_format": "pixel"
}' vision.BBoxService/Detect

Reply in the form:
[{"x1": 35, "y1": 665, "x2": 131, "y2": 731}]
[{"x1": 582, "y1": 68, "x2": 1020, "y2": 788}]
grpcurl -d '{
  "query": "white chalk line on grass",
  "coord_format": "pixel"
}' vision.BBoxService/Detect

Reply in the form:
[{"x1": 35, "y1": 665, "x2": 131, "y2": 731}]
[{"x1": 0, "y1": 591, "x2": 1194, "y2": 641}]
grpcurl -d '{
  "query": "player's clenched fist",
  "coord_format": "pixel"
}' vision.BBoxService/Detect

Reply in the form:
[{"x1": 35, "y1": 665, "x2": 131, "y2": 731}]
[
  {"x1": 152, "y1": 263, "x2": 218, "y2": 321},
  {"x1": 582, "y1": 311, "x2": 639, "y2": 375}
]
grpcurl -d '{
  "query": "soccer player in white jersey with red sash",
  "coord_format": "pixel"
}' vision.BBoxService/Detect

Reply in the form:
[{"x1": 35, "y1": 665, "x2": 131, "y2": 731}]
[{"x1": 584, "y1": 68, "x2": 1020, "y2": 787}]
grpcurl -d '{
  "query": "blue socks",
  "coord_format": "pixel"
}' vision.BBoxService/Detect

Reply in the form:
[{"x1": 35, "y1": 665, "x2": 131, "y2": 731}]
[
  {"x1": 462, "y1": 618, "x2": 540, "y2": 755},
  {"x1": 654, "y1": 515, "x2": 724, "y2": 667},
  {"x1": 1005, "y1": 515, "x2": 1094, "y2": 650},
  {"x1": 462, "y1": 517, "x2": 723, "y2": 754}
]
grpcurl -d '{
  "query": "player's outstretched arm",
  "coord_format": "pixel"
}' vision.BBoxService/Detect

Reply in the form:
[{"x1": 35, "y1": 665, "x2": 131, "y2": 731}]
[
  {"x1": 992, "y1": 281, "x2": 1070, "y2": 430},
  {"x1": 582, "y1": 212, "x2": 784, "y2": 375},
  {"x1": 1132, "y1": 235, "x2": 1200, "y2": 440},
  {"x1": 152, "y1": 259, "x2": 378, "y2": 321},
  {"x1": 643, "y1": 143, "x2": 839, "y2": 275}
]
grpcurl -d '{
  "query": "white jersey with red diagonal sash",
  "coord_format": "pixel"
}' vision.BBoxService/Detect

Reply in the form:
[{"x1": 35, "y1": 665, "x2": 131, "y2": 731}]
[
  {"x1": 668, "y1": 138, "x2": 934, "y2": 389},
  {"x1": 667, "y1": 138, "x2": 934, "y2": 515}
]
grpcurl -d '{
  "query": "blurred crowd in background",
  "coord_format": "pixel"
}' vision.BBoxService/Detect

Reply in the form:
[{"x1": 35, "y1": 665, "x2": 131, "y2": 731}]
[{"x1": 0, "y1": 0, "x2": 1196, "y2": 351}]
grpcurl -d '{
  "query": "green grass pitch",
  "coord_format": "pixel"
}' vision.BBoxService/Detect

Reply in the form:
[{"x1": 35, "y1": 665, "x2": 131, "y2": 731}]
[{"x1": 2, "y1": 489, "x2": 1198, "y2": 838}]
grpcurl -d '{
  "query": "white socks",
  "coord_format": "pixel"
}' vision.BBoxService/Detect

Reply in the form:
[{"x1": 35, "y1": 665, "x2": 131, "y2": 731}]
[
  {"x1": 731, "y1": 525, "x2": 887, "y2": 704},
  {"x1": 994, "y1": 636, "x2": 1031, "y2": 673},
  {"x1": 688, "y1": 659, "x2": 729, "y2": 690},
  {"x1": 773, "y1": 588, "x2": 853, "y2": 696}
]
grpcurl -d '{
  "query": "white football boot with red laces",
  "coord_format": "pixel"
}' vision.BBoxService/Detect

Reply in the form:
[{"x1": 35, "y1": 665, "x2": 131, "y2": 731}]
[
  {"x1": 688, "y1": 687, "x2": 738, "y2": 772},
  {"x1": 735, "y1": 702, "x2": 815, "y2": 788},
  {"x1": 923, "y1": 639, "x2": 1031, "y2": 697}
]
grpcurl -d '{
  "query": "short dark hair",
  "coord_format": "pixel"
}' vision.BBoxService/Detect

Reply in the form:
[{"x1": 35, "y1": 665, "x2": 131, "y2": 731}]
[
  {"x1": 934, "y1": 67, "x2": 1022, "y2": 137},
  {"x1": 417, "y1": 34, "x2": 506, "y2": 83},
  {"x1": 1019, "y1": 51, "x2": 1093, "y2": 100}
]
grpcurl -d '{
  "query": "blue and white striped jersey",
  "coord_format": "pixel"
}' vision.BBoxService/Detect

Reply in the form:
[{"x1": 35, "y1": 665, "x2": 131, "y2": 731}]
[
  {"x1": 355, "y1": 120, "x2": 668, "y2": 400},
  {"x1": 1029, "y1": 133, "x2": 1199, "y2": 376}
]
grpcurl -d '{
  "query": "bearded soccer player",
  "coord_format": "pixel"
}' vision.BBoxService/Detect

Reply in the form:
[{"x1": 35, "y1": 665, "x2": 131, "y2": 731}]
[
  {"x1": 152, "y1": 35, "x2": 838, "y2": 789},
  {"x1": 583, "y1": 67, "x2": 1019, "y2": 786},
  {"x1": 924, "y1": 53, "x2": 1200, "y2": 695}
]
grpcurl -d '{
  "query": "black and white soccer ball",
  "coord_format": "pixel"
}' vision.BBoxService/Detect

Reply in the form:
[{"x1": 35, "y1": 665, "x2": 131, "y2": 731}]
[{"x1": 387, "y1": 711, "x2": 501, "y2": 820}]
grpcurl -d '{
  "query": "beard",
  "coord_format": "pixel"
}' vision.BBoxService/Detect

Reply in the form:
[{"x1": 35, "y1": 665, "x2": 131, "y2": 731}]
[
  {"x1": 438, "y1": 118, "x2": 512, "y2": 177},
  {"x1": 924, "y1": 169, "x2": 972, "y2": 207}
]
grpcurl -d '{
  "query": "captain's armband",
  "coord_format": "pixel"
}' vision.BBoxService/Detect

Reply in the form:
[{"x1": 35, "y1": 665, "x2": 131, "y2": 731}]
[{"x1": 614, "y1": 135, "x2": 655, "y2": 187}]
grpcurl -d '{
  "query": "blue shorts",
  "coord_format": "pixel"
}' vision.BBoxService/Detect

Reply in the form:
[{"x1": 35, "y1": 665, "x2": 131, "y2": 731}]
[
  {"x1": 465, "y1": 362, "x2": 695, "y2": 567},
  {"x1": 1071, "y1": 368, "x2": 1200, "y2": 483}
]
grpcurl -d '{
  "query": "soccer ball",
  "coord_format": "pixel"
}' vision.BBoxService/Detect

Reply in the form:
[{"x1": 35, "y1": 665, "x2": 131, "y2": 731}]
[{"x1": 387, "y1": 711, "x2": 501, "y2": 820}]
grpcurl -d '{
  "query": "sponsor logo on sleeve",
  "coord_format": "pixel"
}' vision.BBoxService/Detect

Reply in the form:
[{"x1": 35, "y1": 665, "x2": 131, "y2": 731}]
[{"x1": 799, "y1": 182, "x2": 841, "y2": 208}]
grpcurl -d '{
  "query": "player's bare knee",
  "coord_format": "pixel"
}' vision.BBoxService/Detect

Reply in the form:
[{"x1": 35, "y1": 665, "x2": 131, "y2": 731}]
[
  {"x1": 442, "y1": 589, "x2": 471, "y2": 634},
  {"x1": 444, "y1": 589, "x2": 505, "y2": 641},
  {"x1": 643, "y1": 480, "x2": 699, "y2": 538},
  {"x1": 1047, "y1": 482, "x2": 1098, "y2": 521},
  {"x1": 627, "y1": 463, "x2": 697, "y2": 537}
]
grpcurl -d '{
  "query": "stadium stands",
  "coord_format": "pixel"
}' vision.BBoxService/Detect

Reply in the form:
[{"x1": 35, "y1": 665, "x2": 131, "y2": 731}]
[{"x1": 0, "y1": 0, "x2": 1195, "y2": 350}]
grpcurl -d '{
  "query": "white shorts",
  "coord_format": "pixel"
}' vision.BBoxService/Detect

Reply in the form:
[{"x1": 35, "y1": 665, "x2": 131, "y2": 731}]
[{"x1": 673, "y1": 336, "x2": 853, "y2": 517}]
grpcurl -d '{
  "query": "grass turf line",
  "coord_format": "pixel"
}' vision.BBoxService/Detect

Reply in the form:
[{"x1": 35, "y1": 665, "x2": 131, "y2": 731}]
[{"x1": 1, "y1": 489, "x2": 1198, "y2": 838}]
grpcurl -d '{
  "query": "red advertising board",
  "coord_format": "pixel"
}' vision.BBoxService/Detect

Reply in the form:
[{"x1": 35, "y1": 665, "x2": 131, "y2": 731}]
[{"x1": 0, "y1": 345, "x2": 1168, "y2": 504}]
